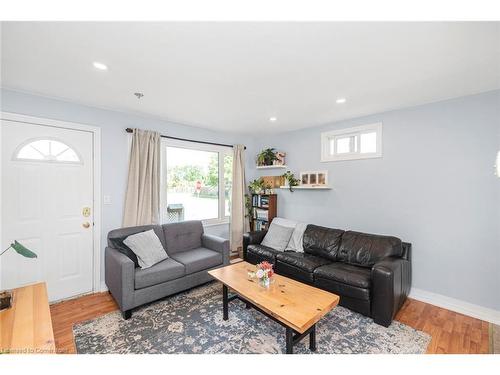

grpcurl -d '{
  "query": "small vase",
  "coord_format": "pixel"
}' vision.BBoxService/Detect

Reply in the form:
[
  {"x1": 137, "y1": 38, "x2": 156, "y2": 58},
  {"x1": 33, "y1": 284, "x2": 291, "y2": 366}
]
[{"x1": 259, "y1": 277, "x2": 270, "y2": 288}]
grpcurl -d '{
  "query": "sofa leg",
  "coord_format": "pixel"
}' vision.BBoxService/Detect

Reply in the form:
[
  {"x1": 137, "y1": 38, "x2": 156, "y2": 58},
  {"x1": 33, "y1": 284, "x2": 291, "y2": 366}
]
[
  {"x1": 373, "y1": 318, "x2": 390, "y2": 327},
  {"x1": 121, "y1": 309, "x2": 132, "y2": 320}
]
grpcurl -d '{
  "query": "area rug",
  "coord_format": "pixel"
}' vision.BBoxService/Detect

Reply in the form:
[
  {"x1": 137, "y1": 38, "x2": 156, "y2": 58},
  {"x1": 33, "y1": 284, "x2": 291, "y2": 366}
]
[{"x1": 73, "y1": 282, "x2": 430, "y2": 354}]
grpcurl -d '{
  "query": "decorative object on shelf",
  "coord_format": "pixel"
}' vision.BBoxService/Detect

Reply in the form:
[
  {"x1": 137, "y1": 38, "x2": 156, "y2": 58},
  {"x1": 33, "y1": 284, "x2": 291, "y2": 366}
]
[
  {"x1": 248, "y1": 178, "x2": 265, "y2": 194},
  {"x1": 300, "y1": 171, "x2": 328, "y2": 187},
  {"x1": 0, "y1": 241, "x2": 37, "y2": 311},
  {"x1": 281, "y1": 171, "x2": 300, "y2": 192},
  {"x1": 257, "y1": 148, "x2": 278, "y2": 166},
  {"x1": 275, "y1": 151, "x2": 286, "y2": 166},
  {"x1": 256, "y1": 148, "x2": 286, "y2": 167},
  {"x1": 262, "y1": 175, "x2": 285, "y2": 189},
  {"x1": 248, "y1": 261, "x2": 275, "y2": 288}
]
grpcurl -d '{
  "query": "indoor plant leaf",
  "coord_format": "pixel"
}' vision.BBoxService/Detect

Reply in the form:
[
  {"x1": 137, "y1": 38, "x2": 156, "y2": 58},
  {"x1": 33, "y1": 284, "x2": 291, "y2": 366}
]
[{"x1": 11, "y1": 241, "x2": 37, "y2": 258}]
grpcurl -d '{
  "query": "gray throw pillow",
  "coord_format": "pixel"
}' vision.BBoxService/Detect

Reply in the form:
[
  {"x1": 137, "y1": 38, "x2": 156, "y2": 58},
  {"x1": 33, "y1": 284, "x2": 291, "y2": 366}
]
[
  {"x1": 123, "y1": 229, "x2": 168, "y2": 269},
  {"x1": 261, "y1": 222, "x2": 294, "y2": 252}
]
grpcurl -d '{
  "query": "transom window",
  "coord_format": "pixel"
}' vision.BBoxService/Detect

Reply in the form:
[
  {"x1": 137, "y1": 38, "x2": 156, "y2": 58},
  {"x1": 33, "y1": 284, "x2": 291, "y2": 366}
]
[
  {"x1": 14, "y1": 138, "x2": 81, "y2": 163},
  {"x1": 321, "y1": 123, "x2": 382, "y2": 162},
  {"x1": 160, "y1": 139, "x2": 233, "y2": 225}
]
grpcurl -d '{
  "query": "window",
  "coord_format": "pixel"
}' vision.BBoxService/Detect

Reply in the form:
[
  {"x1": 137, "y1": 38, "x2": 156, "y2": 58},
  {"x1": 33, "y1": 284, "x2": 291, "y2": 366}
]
[
  {"x1": 13, "y1": 138, "x2": 81, "y2": 163},
  {"x1": 321, "y1": 123, "x2": 382, "y2": 162},
  {"x1": 160, "y1": 139, "x2": 233, "y2": 225}
]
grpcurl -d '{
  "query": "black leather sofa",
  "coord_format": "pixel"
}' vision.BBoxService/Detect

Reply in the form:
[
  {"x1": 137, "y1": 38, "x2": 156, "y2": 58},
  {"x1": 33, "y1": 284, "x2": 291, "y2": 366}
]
[{"x1": 243, "y1": 224, "x2": 411, "y2": 327}]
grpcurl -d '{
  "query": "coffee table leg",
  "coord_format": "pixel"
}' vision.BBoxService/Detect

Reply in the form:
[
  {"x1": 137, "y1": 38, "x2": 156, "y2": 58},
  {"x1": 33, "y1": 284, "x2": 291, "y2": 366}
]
[
  {"x1": 309, "y1": 325, "x2": 317, "y2": 352},
  {"x1": 222, "y1": 284, "x2": 228, "y2": 320},
  {"x1": 285, "y1": 327, "x2": 293, "y2": 354}
]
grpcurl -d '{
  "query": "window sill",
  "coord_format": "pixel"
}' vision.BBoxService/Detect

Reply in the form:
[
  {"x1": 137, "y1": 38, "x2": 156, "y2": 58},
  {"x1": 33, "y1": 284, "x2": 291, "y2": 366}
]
[{"x1": 202, "y1": 219, "x2": 230, "y2": 227}]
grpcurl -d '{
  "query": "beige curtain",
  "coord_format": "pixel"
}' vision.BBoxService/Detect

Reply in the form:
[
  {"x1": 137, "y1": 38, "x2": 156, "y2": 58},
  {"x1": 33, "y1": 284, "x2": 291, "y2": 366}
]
[
  {"x1": 123, "y1": 128, "x2": 161, "y2": 227},
  {"x1": 230, "y1": 144, "x2": 248, "y2": 257}
]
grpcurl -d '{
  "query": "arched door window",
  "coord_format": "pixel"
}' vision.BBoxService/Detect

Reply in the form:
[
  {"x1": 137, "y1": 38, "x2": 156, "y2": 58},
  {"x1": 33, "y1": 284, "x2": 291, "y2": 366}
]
[{"x1": 13, "y1": 138, "x2": 82, "y2": 164}]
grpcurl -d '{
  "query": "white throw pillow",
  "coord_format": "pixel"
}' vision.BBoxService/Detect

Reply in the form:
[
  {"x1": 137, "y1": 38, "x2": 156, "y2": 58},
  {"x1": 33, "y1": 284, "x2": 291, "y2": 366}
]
[
  {"x1": 272, "y1": 217, "x2": 298, "y2": 229},
  {"x1": 261, "y1": 221, "x2": 295, "y2": 252},
  {"x1": 123, "y1": 229, "x2": 168, "y2": 269},
  {"x1": 285, "y1": 222, "x2": 308, "y2": 253}
]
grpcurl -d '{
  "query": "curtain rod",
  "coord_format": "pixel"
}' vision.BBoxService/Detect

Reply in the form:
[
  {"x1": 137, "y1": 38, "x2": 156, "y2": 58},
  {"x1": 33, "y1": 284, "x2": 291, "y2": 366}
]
[{"x1": 125, "y1": 128, "x2": 245, "y2": 149}]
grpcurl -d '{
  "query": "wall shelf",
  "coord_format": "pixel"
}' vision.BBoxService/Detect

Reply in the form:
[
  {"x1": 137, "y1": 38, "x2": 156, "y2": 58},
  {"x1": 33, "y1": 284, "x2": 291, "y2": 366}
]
[
  {"x1": 278, "y1": 186, "x2": 332, "y2": 190},
  {"x1": 256, "y1": 165, "x2": 288, "y2": 170}
]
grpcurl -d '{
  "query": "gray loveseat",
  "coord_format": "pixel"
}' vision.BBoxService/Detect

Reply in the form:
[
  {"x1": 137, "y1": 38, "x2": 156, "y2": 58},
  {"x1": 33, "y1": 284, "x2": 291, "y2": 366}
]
[{"x1": 105, "y1": 220, "x2": 230, "y2": 319}]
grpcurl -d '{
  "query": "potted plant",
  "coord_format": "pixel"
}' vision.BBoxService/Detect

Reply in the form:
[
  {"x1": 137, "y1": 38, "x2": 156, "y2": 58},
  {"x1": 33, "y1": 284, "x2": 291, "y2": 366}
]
[
  {"x1": 248, "y1": 178, "x2": 265, "y2": 194},
  {"x1": 0, "y1": 241, "x2": 37, "y2": 311},
  {"x1": 282, "y1": 171, "x2": 300, "y2": 192},
  {"x1": 256, "y1": 148, "x2": 278, "y2": 166}
]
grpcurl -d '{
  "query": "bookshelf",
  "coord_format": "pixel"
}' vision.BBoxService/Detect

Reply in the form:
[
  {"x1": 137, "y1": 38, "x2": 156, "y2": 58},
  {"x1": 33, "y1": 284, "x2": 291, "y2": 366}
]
[{"x1": 250, "y1": 193, "x2": 277, "y2": 231}]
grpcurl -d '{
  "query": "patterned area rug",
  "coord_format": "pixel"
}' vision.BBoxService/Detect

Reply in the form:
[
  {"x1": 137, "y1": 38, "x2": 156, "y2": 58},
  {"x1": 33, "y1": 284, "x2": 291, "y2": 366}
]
[{"x1": 74, "y1": 282, "x2": 430, "y2": 354}]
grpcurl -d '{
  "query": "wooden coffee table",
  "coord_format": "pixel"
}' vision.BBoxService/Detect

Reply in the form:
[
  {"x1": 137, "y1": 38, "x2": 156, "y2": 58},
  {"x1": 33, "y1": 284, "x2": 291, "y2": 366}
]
[
  {"x1": 208, "y1": 261, "x2": 340, "y2": 354},
  {"x1": 0, "y1": 282, "x2": 55, "y2": 354}
]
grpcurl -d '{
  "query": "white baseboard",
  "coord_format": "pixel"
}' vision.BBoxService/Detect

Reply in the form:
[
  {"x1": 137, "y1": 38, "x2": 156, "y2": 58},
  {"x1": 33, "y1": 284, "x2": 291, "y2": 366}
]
[
  {"x1": 100, "y1": 282, "x2": 108, "y2": 293},
  {"x1": 409, "y1": 287, "x2": 500, "y2": 325}
]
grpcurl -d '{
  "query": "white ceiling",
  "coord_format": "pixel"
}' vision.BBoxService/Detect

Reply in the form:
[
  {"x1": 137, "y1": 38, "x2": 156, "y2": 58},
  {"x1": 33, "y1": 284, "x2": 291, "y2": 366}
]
[{"x1": 1, "y1": 22, "x2": 499, "y2": 134}]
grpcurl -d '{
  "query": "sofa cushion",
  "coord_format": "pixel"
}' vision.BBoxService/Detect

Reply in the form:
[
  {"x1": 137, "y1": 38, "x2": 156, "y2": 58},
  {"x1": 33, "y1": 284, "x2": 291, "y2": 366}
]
[
  {"x1": 108, "y1": 224, "x2": 167, "y2": 267},
  {"x1": 246, "y1": 244, "x2": 281, "y2": 265},
  {"x1": 338, "y1": 231, "x2": 403, "y2": 268},
  {"x1": 276, "y1": 252, "x2": 332, "y2": 283},
  {"x1": 261, "y1": 221, "x2": 295, "y2": 251},
  {"x1": 284, "y1": 222, "x2": 308, "y2": 253},
  {"x1": 124, "y1": 229, "x2": 169, "y2": 269},
  {"x1": 170, "y1": 247, "x2": 222, "y2": 274},
  {"x1": 314, "y1": 263, "x2": 372, "y2": 289},
  {"x1": 163, "y1": 221, "x2": 203, "y2": 254},
  {"x1": 302, "y1": 224, "x2": 344, "y2": 261},
  {"x1": 314, "y1": 277, "x2": 370, "y2": 301},
  {"x1": 109, "y1": 236, "x2": 141, "y2": 268},
  {"x1": 134, "y1": 258, "x2": 185, "y2": 289}
]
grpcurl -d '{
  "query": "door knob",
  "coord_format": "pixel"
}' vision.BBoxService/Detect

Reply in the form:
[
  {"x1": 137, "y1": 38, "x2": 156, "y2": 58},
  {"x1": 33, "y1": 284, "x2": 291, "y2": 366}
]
[{"x1": 82, "y1": 222, "x2": 91, "y2": 228}]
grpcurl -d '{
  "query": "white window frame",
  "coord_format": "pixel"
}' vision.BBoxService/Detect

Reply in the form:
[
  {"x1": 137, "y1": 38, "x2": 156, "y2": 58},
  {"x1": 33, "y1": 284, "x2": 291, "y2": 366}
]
[
  {"x1": 321, "y1": 123, "x2": 383, "y2": 162},
  {"x1": 160, "y1": 138, "x2": 232, "y2": 226}
]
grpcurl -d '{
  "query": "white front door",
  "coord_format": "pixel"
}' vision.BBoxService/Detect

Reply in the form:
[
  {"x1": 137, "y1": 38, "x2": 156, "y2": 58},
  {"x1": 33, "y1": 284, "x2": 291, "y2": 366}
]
[{"x1": 1, "y1": 119, "x2": 94, "y2": 302}]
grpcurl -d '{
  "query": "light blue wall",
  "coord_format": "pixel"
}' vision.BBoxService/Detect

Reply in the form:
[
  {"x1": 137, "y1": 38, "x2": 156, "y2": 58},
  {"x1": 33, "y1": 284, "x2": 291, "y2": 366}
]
[
  {"x1": 251, "y1": 90, "x2": 500, "y2": 310},
  {"x1": 2, "y1": 87, "x2": 499, "y2": 311},
  {"x1": 0, "y1": 88, "x2": 256, "y2": 286}
]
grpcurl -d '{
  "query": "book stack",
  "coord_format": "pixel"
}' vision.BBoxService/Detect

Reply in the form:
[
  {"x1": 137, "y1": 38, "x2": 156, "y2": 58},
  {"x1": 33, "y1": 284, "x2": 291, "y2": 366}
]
[
  {"x1": 254, "y1": 221, "x2": 268, "y2": 231},
  {"x1": 253, "y1": 208, "x2": 269, "y2": 221},
  {"x1": 251, "y1": 195, "x2": 269, "y2": 208},
  {"x1": 250, "y1": 193, "x2": 276, "y2": 232}
]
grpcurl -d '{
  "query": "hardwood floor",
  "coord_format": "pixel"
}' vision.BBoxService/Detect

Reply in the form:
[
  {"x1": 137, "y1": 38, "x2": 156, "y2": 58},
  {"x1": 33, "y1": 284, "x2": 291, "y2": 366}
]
[
  {"x1": 50, "y1": 292, "x2": 491, "y2": 354},
  {"x1": 50, "y1": 292, "x2": 118, "y2": 354},
  {"x1": 395, "y1": 298, "x2": 490, "y2": 354}
]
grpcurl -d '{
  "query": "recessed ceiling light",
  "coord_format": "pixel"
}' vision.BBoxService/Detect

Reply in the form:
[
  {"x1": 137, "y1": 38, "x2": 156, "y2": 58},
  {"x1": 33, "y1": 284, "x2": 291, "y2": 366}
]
[
  {"x1": 269, "y1": 117, "x2": 277, "y2": 122},
  {"x1": 93, "y1": 62, "x2": 108, "y2": 71},
  {"x1": 336, "y1": 98, "x2": 346, "y2": 104}
]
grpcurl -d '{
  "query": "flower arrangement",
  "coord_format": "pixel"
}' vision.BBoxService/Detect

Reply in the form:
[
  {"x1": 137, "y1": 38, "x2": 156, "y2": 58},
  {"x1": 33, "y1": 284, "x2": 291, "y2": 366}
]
[{"x1": 249, "y1": 261, "x2": 275, "y2": 287}]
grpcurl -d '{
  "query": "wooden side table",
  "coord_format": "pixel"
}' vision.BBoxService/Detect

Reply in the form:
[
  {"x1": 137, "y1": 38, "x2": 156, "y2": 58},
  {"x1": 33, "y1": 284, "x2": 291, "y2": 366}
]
[{"x1": 0, "y1": 282, "x2": 56, "y2": 354}]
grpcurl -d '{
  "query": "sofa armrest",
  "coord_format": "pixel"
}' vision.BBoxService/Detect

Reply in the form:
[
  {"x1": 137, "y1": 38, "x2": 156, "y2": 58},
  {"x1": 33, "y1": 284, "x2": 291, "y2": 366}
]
[
  {"x1": 242, "y1": 230, "x2": 268, "y2": 261},
  {"x1": 105, "y1": 246, "x2": 135, "y2": 312},
  {"x1": 371, "y1": 257, "x2": 411, "y2": 327},
  {"x1": 202, "y1": 234, "x2": 230, "y2": 265}
]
